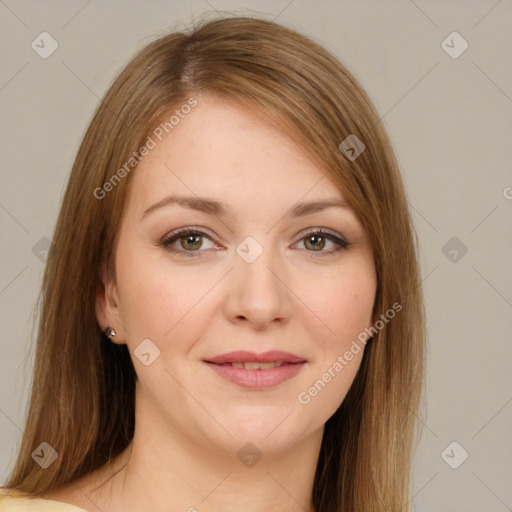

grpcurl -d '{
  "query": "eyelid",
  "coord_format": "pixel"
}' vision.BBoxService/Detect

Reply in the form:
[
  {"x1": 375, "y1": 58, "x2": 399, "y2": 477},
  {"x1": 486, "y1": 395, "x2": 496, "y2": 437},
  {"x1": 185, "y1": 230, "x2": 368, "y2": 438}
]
[
  {"x1": 163, "y1": 225, "x2": 217, "y2": 241},
  {"x1": 292, "y1": 227, "x2": 350, "y2": 254},
  {"x1": 161, "y1": 225, "x2": 350, "y2": 260},
  {"x1": 294, "y1": 227, "x2": 348, "y2": 244},
  {"x1": 160, "y1": 226, "x2": 220, "y2": 255}
]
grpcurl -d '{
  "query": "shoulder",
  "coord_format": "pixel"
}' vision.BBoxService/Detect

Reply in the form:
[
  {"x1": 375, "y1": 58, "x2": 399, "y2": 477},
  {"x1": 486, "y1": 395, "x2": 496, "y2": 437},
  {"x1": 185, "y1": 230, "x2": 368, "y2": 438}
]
[{"x1": 0, "y1": 488, "x2": 89, "y2": 511}]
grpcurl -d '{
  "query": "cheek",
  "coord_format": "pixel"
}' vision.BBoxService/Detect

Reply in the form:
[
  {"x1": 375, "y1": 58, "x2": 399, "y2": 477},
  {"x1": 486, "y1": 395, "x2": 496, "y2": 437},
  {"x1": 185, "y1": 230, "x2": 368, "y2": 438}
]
[
  {"x1": 115, "y1": 248, "x2": 219, "y2": 344},
  {"x1": 333, "y1": 278, "x2": 376, "y2": 340},
  {"x1": 293, "y1": 266, "x2": 375, "y2": 424},
  {"x1": 294, "y1": 259, "x2": 376, "y2": 350}
]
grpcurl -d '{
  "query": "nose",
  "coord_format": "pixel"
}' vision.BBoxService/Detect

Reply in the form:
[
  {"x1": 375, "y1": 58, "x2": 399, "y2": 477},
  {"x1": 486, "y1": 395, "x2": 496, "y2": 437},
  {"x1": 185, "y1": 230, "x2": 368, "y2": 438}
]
[{"x1": 222, "y1": 241, "x2": 292, "y2": 331}]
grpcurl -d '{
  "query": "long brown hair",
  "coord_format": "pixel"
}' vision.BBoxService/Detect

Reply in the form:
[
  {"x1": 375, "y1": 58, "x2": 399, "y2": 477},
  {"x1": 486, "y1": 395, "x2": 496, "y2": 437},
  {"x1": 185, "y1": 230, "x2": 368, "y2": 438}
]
[{"x1": 3, "y1": 15, "x2": 425, "y2": 511}]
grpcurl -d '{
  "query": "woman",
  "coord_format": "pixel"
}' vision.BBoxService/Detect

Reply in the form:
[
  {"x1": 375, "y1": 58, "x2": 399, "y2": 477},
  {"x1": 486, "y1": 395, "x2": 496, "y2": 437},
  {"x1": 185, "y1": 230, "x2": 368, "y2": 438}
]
[{"x1": 1, "y1": 15, "x2": 425, "y2": 512}]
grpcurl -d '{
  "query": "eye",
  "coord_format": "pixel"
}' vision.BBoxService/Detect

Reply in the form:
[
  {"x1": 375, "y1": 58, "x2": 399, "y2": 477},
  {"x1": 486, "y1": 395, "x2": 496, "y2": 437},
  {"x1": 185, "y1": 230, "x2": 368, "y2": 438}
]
[
  {"x1": 160, "y1": 227, "x2": 219, "y2": 257},
  {"x1": 293, "y1": 228, "x2": 350, "y2": 256},
  {"x1": 160, "y1": 227, "x2": 350, "y2": 258}
]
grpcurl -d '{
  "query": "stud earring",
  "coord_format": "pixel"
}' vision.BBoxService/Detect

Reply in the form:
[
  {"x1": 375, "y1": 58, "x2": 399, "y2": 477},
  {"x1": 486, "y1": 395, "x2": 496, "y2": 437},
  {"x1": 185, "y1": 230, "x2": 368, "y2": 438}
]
[{"x1": 104, "y1": 326, "x2": 116, "y2": 340}]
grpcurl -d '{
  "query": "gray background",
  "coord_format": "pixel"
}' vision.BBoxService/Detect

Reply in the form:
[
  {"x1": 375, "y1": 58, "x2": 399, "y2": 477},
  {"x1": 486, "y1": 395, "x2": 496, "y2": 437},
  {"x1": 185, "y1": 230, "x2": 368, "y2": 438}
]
[{"x1": 1, "y1": 1, "x2": 511, "y2": 510}]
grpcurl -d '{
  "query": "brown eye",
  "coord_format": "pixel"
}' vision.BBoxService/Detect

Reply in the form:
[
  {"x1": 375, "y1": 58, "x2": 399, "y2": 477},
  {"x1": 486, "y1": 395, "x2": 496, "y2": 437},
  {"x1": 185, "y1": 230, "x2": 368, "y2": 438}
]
[
  {"x1": 179, "y1": 234, "x2": 203, "y2": 251},
  {"x1": 304, "y1": 234, "x2": 326, "y2": 251},
  {"x1": 294, "y1": 229, "x2": 350, "y2": 256},
  {"x1": 161, "y1": 228, "x2": 218, "y2": 258}
]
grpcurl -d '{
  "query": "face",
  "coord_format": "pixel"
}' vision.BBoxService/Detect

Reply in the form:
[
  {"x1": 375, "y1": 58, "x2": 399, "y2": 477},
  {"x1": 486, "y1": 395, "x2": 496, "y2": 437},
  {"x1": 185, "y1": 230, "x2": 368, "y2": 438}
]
[{"x1": 97, "y1": 95, "x2": 377, "y2": 456}]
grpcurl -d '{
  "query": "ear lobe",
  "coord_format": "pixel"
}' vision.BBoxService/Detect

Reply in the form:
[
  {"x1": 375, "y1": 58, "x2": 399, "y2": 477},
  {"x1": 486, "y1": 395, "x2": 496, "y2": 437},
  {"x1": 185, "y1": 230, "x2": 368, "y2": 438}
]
[{"x1": 95, "y1": 264, "x2": 124, "y2": 344}]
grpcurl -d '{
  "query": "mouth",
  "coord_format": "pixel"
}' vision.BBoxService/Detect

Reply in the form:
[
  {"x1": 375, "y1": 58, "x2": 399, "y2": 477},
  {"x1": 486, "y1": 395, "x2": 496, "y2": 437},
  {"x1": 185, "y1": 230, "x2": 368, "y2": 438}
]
[
  {"x1": 214, "y1": 361, "x2": 289, "y2": 369},
  {"x1": 204, "y1": 350, "x2": 306, "y2": 365},
  {"x1": 204, "y1": 350, "x2": 307, "y2": 389}
]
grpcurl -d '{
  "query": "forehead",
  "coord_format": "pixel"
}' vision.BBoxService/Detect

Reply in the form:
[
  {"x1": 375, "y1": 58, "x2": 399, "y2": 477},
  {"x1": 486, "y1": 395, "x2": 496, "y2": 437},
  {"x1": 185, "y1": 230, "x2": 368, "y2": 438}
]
[{"x1": 126, "y1": 96, "x2": 345, "y2": 214}]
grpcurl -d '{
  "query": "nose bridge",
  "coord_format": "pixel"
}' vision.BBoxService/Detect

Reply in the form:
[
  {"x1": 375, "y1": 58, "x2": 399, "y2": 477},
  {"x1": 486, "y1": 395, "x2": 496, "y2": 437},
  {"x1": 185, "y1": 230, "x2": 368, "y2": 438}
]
[{"x1": 224, "y1": 234, "x2": 290, "y2": 327}]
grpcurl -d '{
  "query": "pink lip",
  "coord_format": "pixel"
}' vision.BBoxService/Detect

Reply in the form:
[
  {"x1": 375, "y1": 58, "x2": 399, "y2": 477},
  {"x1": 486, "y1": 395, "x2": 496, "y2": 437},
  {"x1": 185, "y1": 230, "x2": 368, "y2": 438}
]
[{"x1": 204, "y1": 351, "x2": 307, "y2": 390}]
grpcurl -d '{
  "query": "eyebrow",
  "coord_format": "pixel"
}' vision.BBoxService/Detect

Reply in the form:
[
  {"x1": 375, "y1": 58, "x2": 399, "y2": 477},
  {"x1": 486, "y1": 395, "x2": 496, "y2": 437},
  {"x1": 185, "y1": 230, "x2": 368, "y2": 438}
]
[{"x1": 141, "y1": 194, "x2": 351, "y2": 219}]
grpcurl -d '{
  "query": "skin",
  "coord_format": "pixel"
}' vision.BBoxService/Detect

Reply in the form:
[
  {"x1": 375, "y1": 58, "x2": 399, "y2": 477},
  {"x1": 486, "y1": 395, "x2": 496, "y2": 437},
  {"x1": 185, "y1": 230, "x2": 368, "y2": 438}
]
[{"x1": 44, "y1": 95, "x2": 377, "y2": 512}]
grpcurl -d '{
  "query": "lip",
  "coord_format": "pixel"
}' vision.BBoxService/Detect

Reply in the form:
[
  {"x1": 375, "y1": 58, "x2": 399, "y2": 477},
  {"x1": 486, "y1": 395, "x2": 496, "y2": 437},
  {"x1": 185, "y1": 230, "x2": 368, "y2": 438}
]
[
  {"x1": 205, "y1": 350, "x2": 306, "y2": 365},
  {"x1": 204, "y1": 350, "x2": 307, "y2": 390}
]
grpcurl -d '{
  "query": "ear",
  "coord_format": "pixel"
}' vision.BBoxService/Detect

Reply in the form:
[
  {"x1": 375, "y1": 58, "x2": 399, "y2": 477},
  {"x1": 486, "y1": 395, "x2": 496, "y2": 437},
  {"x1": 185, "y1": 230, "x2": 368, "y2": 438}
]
[{"x1": 95, "y1": 262, "x2": 125, "y2": 345}]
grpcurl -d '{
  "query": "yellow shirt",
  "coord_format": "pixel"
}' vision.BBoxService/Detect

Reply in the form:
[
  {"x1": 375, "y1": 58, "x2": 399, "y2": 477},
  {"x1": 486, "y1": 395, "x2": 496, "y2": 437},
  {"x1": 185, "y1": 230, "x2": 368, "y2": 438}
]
[{"x1": 0, "y1": 489, "x2": 88, "y2": 511}]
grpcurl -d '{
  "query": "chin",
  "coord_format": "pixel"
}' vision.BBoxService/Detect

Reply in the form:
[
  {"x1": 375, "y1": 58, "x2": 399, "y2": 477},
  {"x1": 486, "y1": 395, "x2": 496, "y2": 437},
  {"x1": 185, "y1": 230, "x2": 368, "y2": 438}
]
[{"x1": 199, "y1": 406, "x2": 314, "y2": 455}]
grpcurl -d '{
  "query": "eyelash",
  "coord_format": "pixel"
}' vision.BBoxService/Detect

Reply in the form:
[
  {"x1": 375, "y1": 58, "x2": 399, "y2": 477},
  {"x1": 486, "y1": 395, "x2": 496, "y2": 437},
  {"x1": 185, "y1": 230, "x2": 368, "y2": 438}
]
[{"x1": 160, "y1": 226, "x2": 351, "y2": 259}]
